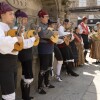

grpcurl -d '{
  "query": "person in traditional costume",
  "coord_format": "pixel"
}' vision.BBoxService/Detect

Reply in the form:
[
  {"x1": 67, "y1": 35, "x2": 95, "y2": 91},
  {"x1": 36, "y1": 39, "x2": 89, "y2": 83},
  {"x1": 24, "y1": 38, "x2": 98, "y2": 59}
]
[
  {"x1": 95, "y1": 22, "x2": 100, "y2": 32},
  {"x1": 37, "y1": 9, "x2": 56, "y2": 94},
  {"x1": 0, "y1": 2, "x2": 23, "y2": 100},
  {"x1": 74, "y1": 27, "x2": 85, "y2": 66},
  {"x1": 90, "y1": 23, "x2": 100, "y2": 64},
  {"x1": 48, "y1": 19, "x2": 63, "y2": 82},
  {"x1": 57, "y1": 19, "x2": 79, "y2": 77},
  {"x1": 78, "y1": 16, "x2": 90, "y2": 63},
  {"x1": 14, "y1": 10, "x2": 39, "y2": 100},
  {"x1": 69, "y1": 24, "x2": 78, "y2": 67}
]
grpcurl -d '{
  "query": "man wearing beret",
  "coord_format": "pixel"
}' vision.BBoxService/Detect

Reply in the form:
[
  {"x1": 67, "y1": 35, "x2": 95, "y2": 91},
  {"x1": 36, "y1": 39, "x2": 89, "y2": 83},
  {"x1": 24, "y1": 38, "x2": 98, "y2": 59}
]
[
  {"x1": 14, "y1": 10, "x2": 38, "y2": 100},
  {"x1": 0, "y1": 2, "x2": 23, "y2": 100},
  {"x1": 57, "y1": 19, "x2": 79, "y2": 77},
  {"x1": 37, "y1": 9, "x2": 55, "y2": 94}
]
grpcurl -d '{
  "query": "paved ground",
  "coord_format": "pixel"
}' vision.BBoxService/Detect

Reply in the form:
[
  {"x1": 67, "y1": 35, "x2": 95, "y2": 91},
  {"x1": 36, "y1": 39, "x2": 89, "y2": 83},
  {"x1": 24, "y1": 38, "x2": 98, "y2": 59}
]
[
  {"x1": 1, "y1": 53, "x2": 100, "y2": 100},
  {"x1": 16, "y1": 53, "x2": 100, "y2": 100},
  {"x1": 33, "y1": 65, "x2": 100, "y2": 100}
]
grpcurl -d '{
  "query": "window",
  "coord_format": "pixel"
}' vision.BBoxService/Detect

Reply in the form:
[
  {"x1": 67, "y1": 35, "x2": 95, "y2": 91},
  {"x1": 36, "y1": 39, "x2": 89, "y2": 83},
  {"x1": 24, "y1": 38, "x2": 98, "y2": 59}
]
[
  {"x1": 97, "y1": 0, "x2": 100, "y2": 5},
  {"x1": 79, "y1": 0, "x2": 87, "y2": 7}
]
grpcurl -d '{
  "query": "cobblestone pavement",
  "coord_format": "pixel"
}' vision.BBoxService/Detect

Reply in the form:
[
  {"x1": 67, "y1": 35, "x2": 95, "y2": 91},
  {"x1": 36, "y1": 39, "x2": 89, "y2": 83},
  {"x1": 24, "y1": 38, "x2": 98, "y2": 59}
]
[
  {"x1": 33, "y1": 65, "x2": 100, "y2": 100},
  {"x1": 1, "y1": 53, "x2": 100, "y2": 100},
  {"x1": 16, "y1": 53, "x2": 100, "y2": 100}
]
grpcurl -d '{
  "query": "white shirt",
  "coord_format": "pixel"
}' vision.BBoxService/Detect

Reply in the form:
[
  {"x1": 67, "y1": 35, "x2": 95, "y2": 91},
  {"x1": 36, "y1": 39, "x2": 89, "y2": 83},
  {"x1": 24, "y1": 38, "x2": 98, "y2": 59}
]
[
  {"x1": 13, "y1": 26, "x2": 36, "y2": 49},
  {"x1": 0, "y1": 22, "x2": 18, "y2": 55},
  {"x1": 58, "y1": 25, "x2": 72, "y2": 44}
]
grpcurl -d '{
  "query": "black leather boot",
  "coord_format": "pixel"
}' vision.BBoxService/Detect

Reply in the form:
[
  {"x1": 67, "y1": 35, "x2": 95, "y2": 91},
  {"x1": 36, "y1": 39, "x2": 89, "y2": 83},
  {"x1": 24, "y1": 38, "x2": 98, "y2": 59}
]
[
  {"x1": 44, "y1": 70, "x2": 49, "y2": 86},
  {"x1": 66, "y1": 62, "x2": 79, "y2": 77},
  {"x1": 38, "y1": 71, "x2": 44, "y2": 89},
  {"x1": 21, "y1": 79, "x2": 24, "y2": 99},
  {"x1": 38, "y1": 72, "x2": 46, "y2": 94},
  {"x1": 20, "y1": 80, "x2": 33, "y2": 100},
  {"x1": 44, "y1": 70, "x2": 55, "y2": 88}
]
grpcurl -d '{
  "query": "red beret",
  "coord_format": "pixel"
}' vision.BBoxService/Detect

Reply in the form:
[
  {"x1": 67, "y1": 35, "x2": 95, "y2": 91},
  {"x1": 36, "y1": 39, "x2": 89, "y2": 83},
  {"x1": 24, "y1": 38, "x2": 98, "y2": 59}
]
[
  {"x1": 82, "y1": 16, "x2": 88, "y2": 21},
  {"x1": 0, "y1": 2, "x2": 13, "y2": 16},
  {"x1": 38, "y1": 9, "x2": 48, "y2": 18}
]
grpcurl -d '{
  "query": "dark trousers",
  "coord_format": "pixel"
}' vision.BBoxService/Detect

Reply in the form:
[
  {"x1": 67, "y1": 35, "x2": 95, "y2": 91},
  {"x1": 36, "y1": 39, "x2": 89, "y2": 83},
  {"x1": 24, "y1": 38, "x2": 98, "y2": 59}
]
[
  {"x1": 21, "y1": 60, "x2": 33, "y2": 79},
  {"x1": 58, "y1": 44, "x2": 74, "y2": 71},
  {"x1": 38, "y1": 54, "x2": 52, "y2": 89},
  {"x1": 0, "y1": 54, "x2": 17, "y2": 99},
  {"x1": 0, "y1": 71, "x2": 17, "y2": 95},
  {"x1": 81, "y1": 34, "x2": 89, "y2": 49},
  {"x1": 54, "y1": 44, "x2": 63, "y2": 61}
]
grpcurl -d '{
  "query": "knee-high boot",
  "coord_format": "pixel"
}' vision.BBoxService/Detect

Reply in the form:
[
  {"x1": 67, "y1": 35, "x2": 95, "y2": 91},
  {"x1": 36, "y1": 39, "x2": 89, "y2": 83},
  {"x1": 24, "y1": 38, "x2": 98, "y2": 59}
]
[
  {"x1": 66, "y1": 62, "x2": 79, "y2": 77},
  {"x1": 20, "y1": 79, "x2": 33, "y2": 100},
  {"x1": 38, "y1": 72, "x2": 44, "y2": 89},
  {"x1": 44, "y1": 70, "x2": 49, "y2": 86},
  {"x1": 21, "y1": 79, "x2": 24, "y2": 99},
  {"x1": 44, "y1": 70, "x2": 55, "y2": 88},
  {"x1": 38, "y1": 71, "x2": 46, "y2": 94}
]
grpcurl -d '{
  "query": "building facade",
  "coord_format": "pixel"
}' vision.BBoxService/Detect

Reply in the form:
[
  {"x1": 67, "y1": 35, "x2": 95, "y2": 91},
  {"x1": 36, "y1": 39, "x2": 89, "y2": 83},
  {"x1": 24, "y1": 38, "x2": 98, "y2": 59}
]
[{"x1": 68, "y1": 0, "x2": 100, "y2": 26}]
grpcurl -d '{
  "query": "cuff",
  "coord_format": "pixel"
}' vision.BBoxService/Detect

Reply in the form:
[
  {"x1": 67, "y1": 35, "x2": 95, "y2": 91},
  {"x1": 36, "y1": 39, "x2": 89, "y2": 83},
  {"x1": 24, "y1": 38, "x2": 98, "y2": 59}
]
[
  {"x1": 13, "y1": 37, "x2": 18, "y2": 43},
  {"x1": 31, "y1": 37, "x2": 36, "y2": 41}
]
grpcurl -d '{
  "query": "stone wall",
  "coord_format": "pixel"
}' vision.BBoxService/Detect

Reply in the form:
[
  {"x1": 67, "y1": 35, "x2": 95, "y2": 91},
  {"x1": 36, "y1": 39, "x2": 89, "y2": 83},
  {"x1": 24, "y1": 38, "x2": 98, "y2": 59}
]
[
  {"x1": 0, "y1": 0, "x2": 42, "y2": 16},
  {"x1": 0, "y1": 0, "x2": 68, "y2": 23}
]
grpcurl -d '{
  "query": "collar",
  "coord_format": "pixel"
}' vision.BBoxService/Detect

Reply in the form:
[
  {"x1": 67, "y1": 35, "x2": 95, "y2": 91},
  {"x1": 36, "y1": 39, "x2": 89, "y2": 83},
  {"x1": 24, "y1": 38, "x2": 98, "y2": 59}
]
[{"x1": 0, "y1": 22, "x2": 10, "y2": 32}]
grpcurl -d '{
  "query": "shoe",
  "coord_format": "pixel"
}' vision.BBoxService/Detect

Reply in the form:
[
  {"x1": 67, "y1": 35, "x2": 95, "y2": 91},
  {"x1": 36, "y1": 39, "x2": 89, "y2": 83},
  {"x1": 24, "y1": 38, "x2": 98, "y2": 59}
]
[
  {"x1": 66, "y1": 62, "x2": 79, "y2": 77},
  {"x1": 70, "y1": 72, "x2": 79, "y2": 77},
  {"x1": 38, "y1": 88, "x2": 46, "y2": 94},
  {"x1": 67, "y1": 71, "x2": 79, "y2": 77},
  {"x1": 96, "y1": 60, "x2": 100, "y2": 64},
  {"x1": 98, "y1": 60, "x2": 100, "y2": 63},
  {"x1": 46, "y1": 84, "x2": 55, "y2": 88},
  {"x1": 29, "y1": 96, "x2": 34, "y2": 99},
  {"x1": 98, "y1": 62, "x2": 100, "y2": 64},
  {"x1": 85, "y1": 59, "x2": 88, "y2": 63},
  {"x1": 93, "y1": 61, "x2": 99, "y2": 64},
  {"x1": 56, "y1": 75, "x2": 62, "y2": 82}
]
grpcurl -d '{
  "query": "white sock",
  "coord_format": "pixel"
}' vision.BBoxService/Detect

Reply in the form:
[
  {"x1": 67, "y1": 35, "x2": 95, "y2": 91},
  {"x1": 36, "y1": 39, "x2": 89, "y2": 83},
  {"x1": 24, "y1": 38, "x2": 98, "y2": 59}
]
[{"x1": 56, "y1": 61, "x2": 63, "y2": 76}]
